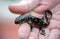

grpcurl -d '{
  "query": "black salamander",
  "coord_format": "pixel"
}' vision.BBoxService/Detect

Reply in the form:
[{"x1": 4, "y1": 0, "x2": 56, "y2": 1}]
[{"x1": 15, "y1": 10, "x2": 52, "y2": 35}]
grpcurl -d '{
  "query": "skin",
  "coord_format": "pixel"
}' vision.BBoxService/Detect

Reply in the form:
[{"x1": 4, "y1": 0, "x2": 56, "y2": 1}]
[{"x1": 9, "y1": 0, "x2": 60, "y2": 39}]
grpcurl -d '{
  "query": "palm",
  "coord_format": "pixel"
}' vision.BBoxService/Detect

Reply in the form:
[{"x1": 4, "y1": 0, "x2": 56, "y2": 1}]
[{"x1": 18, "y1": 12, "x2": 60, "y2": 39}]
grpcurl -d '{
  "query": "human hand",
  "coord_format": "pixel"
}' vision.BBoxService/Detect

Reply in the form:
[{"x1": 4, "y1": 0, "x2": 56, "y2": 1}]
[
  {"x1": 9, "y1": 0, "x2": 60, "y2": 39},
  {"x1": 17, "y1": 11, "x2": 60, "y2": 39}
]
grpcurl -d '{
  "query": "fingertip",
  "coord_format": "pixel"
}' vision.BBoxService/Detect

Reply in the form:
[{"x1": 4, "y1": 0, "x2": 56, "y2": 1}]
[
  {"x1": 18, "y1": 23, "x2": 31, "y2": 39},
  {"x1": 9, "y1": 4, "x2": 16, "y2": 14},
  {"x1": 8, "y1": 4, "x2": 25, "y2": 14}
]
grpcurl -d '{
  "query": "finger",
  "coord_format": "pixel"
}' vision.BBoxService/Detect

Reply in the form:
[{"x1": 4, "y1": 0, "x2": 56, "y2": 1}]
[
  {"x1": 33, "y1": 4, "x2": 50, "y2": 13},
  {"x1": 18, "y1": 23, "x2": 31, "y2": 39},
  {"x1": 39, "y1": 29, "x2": 50, "y2": 39},
  {"x1": 29, "y1": 27, "x2": 39, "y2": 39},
  {"x1": 9, "y1": 0, "x2": 40, "y2": 14},
  {"x1": 48, "y1": 29, "x2": 60, "y2": 39},
  {"x1": 9, "y1": 3, "x2": 28, "y2": 14},
  {"x1": 33, "y1": 0, "x2": 60, "y2": 13}
]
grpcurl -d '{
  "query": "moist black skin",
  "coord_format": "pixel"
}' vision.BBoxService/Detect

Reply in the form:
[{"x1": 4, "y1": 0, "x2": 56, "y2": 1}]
[{"x1": 15, "y1": 10, "x2": 52, "y2": 35}]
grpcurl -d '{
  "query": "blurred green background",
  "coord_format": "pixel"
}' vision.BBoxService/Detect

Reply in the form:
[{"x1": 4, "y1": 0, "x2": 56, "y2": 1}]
[
  {"x1": 0, "y1": 0, "x2": 21, "y2": 23},
  {"x1": 0, "y1": 0, "x2": 21, "y2": 39}
]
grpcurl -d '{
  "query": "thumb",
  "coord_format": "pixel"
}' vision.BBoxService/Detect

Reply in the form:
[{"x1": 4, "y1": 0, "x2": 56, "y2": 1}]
[
  {"x1": 33, "y1": 0, "x2": 60, "y2": 13},
  {"x1": 8, "y1": 0, "x2": 40, "y2": 14},
  {"x1": 33, "y1": 4, "x2": 51, "y2": 13}
]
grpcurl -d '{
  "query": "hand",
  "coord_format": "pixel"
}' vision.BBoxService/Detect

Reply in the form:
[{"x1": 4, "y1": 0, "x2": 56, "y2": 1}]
[
  {"x1": 17, "y1": 11, "x2": 60, "y2": 39},
  {"x1": 9, "y1": 0, "x2": 60, "y2": 39}
]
